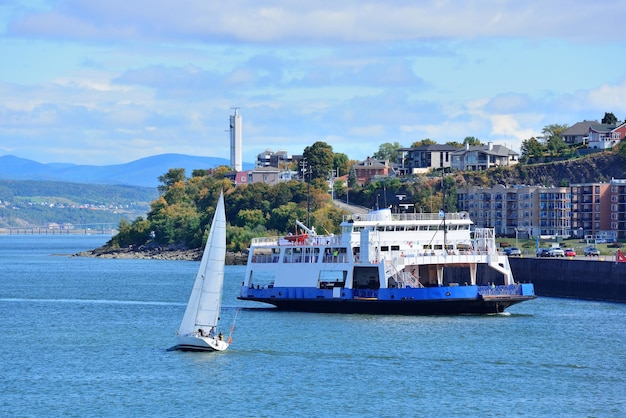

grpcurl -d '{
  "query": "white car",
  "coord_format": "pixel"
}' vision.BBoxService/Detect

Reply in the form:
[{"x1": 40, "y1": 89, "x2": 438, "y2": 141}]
[{"x1": 548, "y1": 248, "x2": 565, "y2": 257}]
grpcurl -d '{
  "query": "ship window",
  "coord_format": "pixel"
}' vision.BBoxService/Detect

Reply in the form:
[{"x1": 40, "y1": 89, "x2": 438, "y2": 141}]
[
  {"x1": 391, "y1": 245, "x2": 400, "y2": 251},
  {"x1": 381, "y1": 246, "x2": 389, "y2": 252}
]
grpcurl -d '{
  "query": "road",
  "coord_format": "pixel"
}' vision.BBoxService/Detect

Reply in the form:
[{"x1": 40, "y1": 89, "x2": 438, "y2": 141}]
[{"x1": 333, "y1": 199, "x2": 370, "y2": 215}]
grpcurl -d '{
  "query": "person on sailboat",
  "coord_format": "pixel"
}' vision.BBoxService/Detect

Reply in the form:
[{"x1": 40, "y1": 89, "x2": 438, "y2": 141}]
[
  {"x1": 209, "y1": 327, "x2": 215, "y2": 338},
  {"x1": 218, "y1": 332, "x2": 223, "y2": 341}
]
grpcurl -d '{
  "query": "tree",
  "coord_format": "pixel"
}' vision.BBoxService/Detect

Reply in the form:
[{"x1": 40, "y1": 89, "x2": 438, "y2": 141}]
[
  {"x1": 602, "y1": 112, "x2": 618, "y2": 125},
  {"x1": 541, "y1": 124, "x2": 568, "y2": 157},
  {"x1": 617, "y1": 140, "x2": 626, "y2": 161},
  {"x1": 332, "y1": 153, "x2": 349, "y2": 177},
  {"x1": 347, "y1": 165, "x2": 358, "y2": 189},
  {"x1": 157, "y1": 168, "x2": 186, "y2": 195},
  {"x1": 462, "y1": 136, "x2": 482, "y2": 146},
  {"x1": 542, "y1": 124, "x2": 568, "y2": 143},
  {"x1": 410, "y1": 138, "x2": 436, "y2": 147},
  {"x1": 520, "y1": 137, "x2": 544, "y2": 162},
  {"x1": 303, "y1": 141, "x2": 334, "y2": 181},
  {"x1": 372, "y1": 142, "x2": 402, "y2": 162}
]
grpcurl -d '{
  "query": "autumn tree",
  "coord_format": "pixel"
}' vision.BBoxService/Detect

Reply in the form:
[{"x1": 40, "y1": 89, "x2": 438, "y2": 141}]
[{"x1": 410, "y1": 138, "x2": 437, "y2": 147}]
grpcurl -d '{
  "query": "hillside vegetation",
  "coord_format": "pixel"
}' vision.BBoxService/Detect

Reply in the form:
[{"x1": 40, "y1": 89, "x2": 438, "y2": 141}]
[{"x1": 0, "y1": 180, "x2": 157, "y2": 228}]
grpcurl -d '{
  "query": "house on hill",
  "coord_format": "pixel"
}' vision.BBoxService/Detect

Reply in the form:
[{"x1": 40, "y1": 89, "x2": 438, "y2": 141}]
[
  {"x1": 588, "y1": 122, "x2": 626, "y2": 150},
  {"x1": 560, "y1": 120, "x2": 598, "y2": 145},
  {"x1": 451, "y1": 142, "x2": 519, "y2": 171},
  {"x1": 397, "y1": 144, "x2": 457, "y2": 174},
  {"x1": 353, "y1": 157, "x2": 391, "y2": 185}
]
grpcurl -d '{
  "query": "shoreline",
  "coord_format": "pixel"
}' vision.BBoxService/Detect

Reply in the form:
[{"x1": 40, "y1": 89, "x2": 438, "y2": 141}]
[{"x1": 74, "y1": 245, "x2": 248, "y2": 265}]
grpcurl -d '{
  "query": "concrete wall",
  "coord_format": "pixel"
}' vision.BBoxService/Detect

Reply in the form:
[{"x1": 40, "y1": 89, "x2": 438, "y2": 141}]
[{"x1": 508, "y1": 258, "x2": 626, "y2": 302}]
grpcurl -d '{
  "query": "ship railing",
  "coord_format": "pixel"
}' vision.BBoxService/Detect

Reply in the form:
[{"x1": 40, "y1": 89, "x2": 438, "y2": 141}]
[
  {"x1": 393, "y1": 250, "x2": 491, "y2": 263},
  {"x1": 344, "y1": 212, "x2": 469, "y2": 222},
  {"x1": 385, "y1": 261, "x2": 423, "y2": 288},
  {"x1": 250, "y1": 235, "x2": 341, "y2": 246}
]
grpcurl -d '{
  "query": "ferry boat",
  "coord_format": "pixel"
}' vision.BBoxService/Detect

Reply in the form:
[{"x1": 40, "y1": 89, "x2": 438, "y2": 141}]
[{"x1": 238, "y1": 207, "x2": 536, "y2": 314}]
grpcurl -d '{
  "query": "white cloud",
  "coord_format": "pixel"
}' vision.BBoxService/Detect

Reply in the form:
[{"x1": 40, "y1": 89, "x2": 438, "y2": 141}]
[
  {"x1": 7, "y1": 1, "x2": 626, "y2": 43},
  {"x1": 587, "y1": 80, "x2": 626, "y2": 115}
]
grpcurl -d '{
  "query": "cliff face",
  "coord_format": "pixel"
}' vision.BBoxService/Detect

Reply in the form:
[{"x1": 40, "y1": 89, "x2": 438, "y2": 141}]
[{"x1": 464, "y1": 151, "x2": 625, "y2": 187}]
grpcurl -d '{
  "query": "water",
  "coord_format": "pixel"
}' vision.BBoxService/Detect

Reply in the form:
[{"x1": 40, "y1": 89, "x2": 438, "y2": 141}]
[{"x1": 1, "y1": 235, "x2": 625, "y2": 417}]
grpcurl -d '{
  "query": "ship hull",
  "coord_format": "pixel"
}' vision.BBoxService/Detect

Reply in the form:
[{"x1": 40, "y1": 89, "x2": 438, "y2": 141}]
[
  {"x1": 238, "y1": 283, "x2": 537, "y2": 315},
  {"x1": 238, "y1": 296, "x2": 535, "y2": 315}
]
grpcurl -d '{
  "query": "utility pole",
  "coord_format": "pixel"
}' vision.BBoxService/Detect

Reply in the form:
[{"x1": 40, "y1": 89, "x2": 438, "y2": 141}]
[{"x1": 300, "y1": 158, "x2": 311, "y2": 227}]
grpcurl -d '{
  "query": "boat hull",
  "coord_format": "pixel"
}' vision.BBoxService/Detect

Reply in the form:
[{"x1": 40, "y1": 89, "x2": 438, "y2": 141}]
[
  {"x1": 239, "y1": 296, "x2": 535, "y2": 315},
  {"x1": 174, "y1": 335, "x2": 229, "y2": 352},
  {"x1": 238, "y1": 283, "x2": 537, "y2": 315}
]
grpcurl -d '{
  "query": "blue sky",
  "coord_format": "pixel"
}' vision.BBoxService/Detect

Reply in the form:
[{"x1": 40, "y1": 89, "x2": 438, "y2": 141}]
[{"x1": 1, "y1": 1, "x2": 625, "y2": 166}]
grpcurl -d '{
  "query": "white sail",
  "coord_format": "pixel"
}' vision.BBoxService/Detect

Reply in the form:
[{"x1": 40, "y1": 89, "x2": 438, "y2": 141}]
[{"x1": 177, "y1": 191, "x2": 226, "y2": 337}]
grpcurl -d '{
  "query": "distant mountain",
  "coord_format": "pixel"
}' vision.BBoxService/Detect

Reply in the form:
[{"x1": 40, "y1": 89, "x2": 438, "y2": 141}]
[{"x1": 0, "y1": 154, "x2": 254, "y2": 188}]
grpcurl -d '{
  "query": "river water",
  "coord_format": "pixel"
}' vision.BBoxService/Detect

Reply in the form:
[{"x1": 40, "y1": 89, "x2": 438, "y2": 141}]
[{"x1": 1, "y1": 235, "x2": 625, "y2": 417}]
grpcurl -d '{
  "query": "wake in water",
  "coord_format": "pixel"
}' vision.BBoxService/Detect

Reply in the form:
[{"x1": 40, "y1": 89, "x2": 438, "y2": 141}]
[{"x1": 0, "y1": 297, "x2": 183, "y2": 306}]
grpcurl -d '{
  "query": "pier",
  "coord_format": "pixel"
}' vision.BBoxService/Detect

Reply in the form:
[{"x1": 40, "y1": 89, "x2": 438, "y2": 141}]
[{"x1": 1, "y1": 223, "x2": 116, "y2": 235}]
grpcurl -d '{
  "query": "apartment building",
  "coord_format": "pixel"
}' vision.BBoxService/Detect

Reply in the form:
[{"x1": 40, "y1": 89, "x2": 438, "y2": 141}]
[
  {"x1": 458, "y1": 184, "x2": 570, "y2": 238},
  {"x1": 459, "y1": 180, "x2": 626, "y2": 240}
]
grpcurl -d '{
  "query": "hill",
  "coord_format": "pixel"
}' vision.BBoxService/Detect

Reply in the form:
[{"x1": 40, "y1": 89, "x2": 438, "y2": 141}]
[
  {"x1": 0, "y1": 179, "x2": 158, "y2": 229},
  {"x1": 461, "y1": 151, "x2": 626, "y2": 187},
  {"x1": 0, "y1": 154, "x2": 254, "y2": 188}
]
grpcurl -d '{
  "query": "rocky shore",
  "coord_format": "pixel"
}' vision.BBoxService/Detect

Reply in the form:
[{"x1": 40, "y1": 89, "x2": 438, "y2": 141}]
[{"x1": 74, "y1": 243, "x2": 248, "y2": 265}]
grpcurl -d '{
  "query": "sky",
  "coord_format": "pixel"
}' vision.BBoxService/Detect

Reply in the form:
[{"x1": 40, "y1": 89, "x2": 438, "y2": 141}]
[{"x1": 1, "y1": 1, "x2": 625, "y2": 166}]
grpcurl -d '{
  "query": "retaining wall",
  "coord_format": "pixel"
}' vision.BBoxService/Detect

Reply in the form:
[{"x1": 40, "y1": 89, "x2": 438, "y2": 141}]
[{"x1": 508, "y1": 258, "x2": 626, "y2": 302}]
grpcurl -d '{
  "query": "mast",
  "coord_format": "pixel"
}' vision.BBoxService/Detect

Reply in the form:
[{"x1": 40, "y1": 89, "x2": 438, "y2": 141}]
[{"x1": 442, "y1": 169, "x2": 447, "y2": 249}]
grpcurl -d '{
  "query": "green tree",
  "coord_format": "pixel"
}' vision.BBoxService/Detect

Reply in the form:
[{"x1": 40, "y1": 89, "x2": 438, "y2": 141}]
[
  {"x1": 235, "y1": 209, "x2": 266, "y2": 228},
  {"x1": 602, "y1": 112, "x2": 618, "y2": 125},
  {"x1": 520, "y1": 137, "x2": 544, "y2": 161},
  {"x1": 157, "y1": 168, "x2": 186, "y2": 195},
  {"x1": 372, "y1": 142, "x2": 402, "y2": 162},
  {"x1": 303, "y1": 141, "x2": 334, "y2": 181},
  {"x1": 541, "y1": 124, "x2": 568, "y2": 156},
  {"x1": 462, "y1": 136, "x2": 482, "y2": 146},
  {"x1": 617, "y1": 140, "x2": 626, "y2": 161},
  {"x1": 348, "y1": 165, "x2": 358, "y2": 189},
  {"x1": 332, "y1": 153, "x2": 349, "y2": 176}
]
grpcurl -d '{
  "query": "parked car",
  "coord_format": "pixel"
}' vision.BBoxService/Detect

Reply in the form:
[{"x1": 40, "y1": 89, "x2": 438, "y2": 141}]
[
  {"x1": 537, "y1": 248, "x2": 551, "y2": 257},
  {"x1": 564, "y1": 248, "x2": 576, "y2": 257},
  {"x1": 506, "y1": 247, "x2": 521, "y2": 256},
  {"x1": 584, "y1": 246, "x2": 600, "y2": 256},
  {"x1": 548, "y1": 248, "x2": 565, "y2": 257}
]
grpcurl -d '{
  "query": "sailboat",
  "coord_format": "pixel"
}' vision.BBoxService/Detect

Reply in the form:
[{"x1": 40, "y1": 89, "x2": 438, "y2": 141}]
[{"x1": 173, "y1": 190, "x2": 230, "y2": 352}]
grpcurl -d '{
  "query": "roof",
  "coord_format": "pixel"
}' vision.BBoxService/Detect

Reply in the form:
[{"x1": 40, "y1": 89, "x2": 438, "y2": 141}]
[
  {"x1": 354, "y1": 158, "x2": 388, "y2": 168},
  {"x1": 252, "y1": 166, "x2": 280, "y2": 173},
  {"x1": 451, "y1": 144, "x2": 518, "y2": 157},
  {"x1": 561, "y1": 121, "x2": 598, "y2": 136},
  {"x1": 589, "y1": 123, "x2": 619, "y2": 133},
  {"x1": 400, "y1": 144, "x2": 459, "y2": 152}
]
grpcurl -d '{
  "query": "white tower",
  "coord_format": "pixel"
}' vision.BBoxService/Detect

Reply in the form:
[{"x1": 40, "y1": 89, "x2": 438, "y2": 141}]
[{"x1": 229, "y1": 108, "x2": 242, "y2": 172}]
